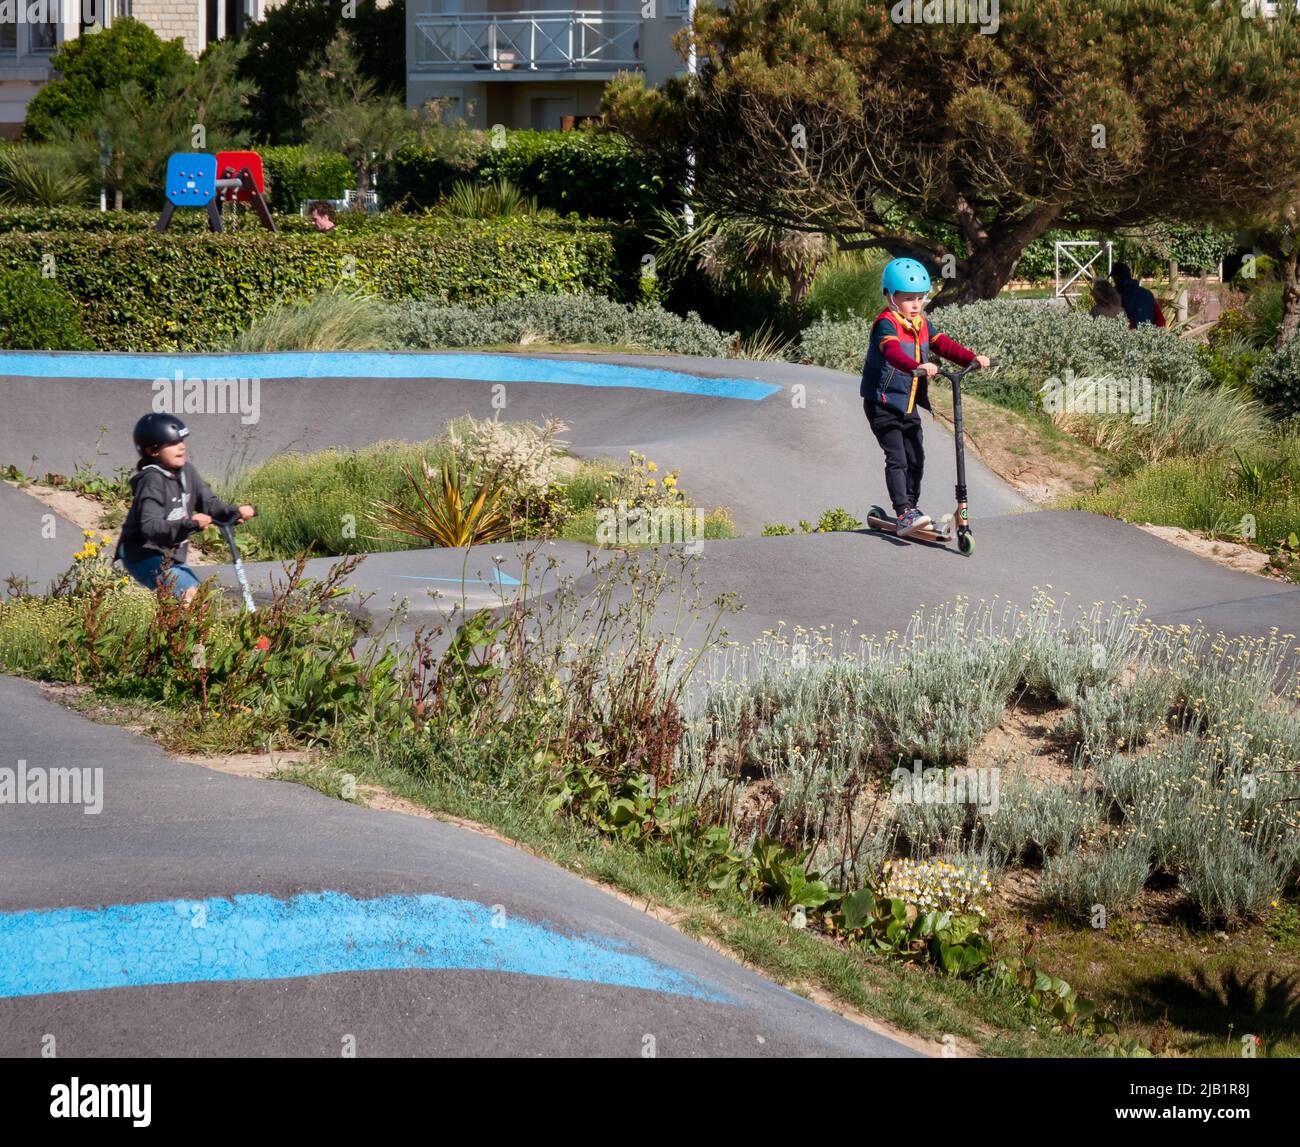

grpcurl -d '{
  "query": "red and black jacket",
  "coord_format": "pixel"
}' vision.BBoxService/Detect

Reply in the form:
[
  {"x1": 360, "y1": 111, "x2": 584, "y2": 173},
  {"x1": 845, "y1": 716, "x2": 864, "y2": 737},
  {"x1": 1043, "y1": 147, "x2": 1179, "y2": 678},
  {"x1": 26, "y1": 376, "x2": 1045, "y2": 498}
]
[{"x1": 860, "y1": 308, "x2": 976, "y2": 415}]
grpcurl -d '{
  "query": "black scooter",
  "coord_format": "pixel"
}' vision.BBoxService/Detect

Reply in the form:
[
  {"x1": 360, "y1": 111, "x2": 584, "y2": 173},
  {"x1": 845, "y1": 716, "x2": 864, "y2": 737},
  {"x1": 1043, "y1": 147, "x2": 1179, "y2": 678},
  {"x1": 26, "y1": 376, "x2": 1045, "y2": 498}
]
[{"x1": 866, "y1": 358, "x2": 995, "y2": 556}]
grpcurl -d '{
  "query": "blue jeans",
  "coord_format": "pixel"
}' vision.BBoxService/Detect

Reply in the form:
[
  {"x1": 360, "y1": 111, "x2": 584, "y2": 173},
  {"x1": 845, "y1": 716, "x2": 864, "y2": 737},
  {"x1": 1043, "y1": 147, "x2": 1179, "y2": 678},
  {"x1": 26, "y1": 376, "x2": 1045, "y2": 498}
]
[{"x1": 122, "y1": 554, "x2": 202, "y2": 599}]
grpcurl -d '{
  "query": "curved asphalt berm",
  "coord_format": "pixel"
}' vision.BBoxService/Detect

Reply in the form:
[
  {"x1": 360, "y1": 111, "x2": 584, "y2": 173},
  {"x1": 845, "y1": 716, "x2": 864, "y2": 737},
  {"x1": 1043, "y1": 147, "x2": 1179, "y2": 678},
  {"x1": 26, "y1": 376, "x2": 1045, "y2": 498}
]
[
  {"x1": 0, "y1": 351, "x2": 1296, "y2": 1058},
  {"x1": 0, "y1": 676, "x2": 916, "y2": 1057}
]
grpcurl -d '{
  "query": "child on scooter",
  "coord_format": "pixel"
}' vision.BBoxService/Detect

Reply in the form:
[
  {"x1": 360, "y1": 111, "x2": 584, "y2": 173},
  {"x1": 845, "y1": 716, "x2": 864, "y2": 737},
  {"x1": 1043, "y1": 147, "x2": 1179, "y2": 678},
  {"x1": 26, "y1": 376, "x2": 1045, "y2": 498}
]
[
  {"x1": 115, "y1": 413, "x2": 255, "y2": 603},
  {"x1": 861, "y1": 258, "x2": 990, "y2": 536}
]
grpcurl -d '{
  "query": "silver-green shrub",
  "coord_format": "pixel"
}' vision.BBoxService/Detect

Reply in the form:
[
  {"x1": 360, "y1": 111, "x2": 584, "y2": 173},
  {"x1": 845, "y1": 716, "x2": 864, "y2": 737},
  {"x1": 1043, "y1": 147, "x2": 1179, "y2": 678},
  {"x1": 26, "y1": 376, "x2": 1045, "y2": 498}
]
[
  {"x1": 392, "y1": 293, "x2": 736, "y2": 357},
  {"x1": 1040, "y1": 835, "x2": 1151, "y2": 917}
]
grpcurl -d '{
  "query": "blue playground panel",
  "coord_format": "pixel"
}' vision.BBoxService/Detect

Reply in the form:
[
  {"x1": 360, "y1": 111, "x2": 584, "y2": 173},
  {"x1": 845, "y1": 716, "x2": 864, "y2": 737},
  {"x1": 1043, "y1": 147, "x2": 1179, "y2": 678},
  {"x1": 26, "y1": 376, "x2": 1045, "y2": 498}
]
[
  {"x1": 0, "y1": 352, "x2": 782, "y2": 401},
  {"x1": 165, "y1": 153, "x2": 218, "y2": 206}
]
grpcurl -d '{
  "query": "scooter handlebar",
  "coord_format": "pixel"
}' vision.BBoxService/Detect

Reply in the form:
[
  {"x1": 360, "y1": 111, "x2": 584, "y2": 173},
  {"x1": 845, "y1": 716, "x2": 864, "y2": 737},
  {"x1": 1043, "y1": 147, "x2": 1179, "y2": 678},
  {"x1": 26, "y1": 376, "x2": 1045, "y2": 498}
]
[
  {"x1": 937, "y1": 357, "x2": 997, "y2": 384},
  {"x1": 213, "y1": 506, "x2": 257, "y2": 529}
]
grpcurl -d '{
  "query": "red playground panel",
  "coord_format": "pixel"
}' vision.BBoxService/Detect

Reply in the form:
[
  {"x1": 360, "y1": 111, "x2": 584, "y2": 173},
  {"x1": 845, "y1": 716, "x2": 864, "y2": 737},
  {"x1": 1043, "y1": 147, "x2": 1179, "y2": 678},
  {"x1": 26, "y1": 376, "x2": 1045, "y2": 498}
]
[{"x1": 215, "y1": 151, "x2": 265, "y2": 202}]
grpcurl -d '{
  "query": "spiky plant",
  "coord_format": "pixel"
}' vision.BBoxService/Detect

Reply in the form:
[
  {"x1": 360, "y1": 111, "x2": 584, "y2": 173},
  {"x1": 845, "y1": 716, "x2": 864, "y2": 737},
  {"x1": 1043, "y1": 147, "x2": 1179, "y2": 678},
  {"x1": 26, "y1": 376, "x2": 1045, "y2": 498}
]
[{"x1": 371, "y1": 453, "x2": 514, "y2": 548}]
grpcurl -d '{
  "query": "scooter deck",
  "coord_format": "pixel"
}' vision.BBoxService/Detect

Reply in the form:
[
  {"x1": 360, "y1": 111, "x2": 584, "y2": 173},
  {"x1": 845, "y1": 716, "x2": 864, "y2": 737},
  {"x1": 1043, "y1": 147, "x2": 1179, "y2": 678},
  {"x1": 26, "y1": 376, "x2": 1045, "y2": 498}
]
[{"x1": 866, "y1": 512, "x2": 953, "y2": 543}]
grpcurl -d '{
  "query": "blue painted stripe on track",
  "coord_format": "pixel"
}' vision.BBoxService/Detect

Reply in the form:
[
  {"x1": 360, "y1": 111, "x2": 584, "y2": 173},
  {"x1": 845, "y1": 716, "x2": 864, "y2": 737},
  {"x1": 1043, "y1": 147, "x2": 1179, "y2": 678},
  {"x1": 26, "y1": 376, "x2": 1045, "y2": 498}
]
[
  {"x1": 395, "y1": 571, "x2": 521, "y2": 587},
  {"x1": 0, "y1": 351, "x2": 781, "y2": 401},
  {"x1": 0, "y1": 891, "x2": 735, "y2": 1003}
]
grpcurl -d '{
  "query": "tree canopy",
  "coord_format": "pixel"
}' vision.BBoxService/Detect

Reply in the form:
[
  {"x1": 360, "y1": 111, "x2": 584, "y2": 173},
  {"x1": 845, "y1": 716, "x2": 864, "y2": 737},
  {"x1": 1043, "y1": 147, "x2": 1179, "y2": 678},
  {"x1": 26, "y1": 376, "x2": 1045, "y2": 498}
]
[
  {"x1": 239, "y1": 0, "x2": 406, "y2": 143},
  {"x1": 607, "y1": 0, "x2": 1300, "y2": 303},
  {"x1": 23, "y1": 19, "x2": 191, "y2": 143}
]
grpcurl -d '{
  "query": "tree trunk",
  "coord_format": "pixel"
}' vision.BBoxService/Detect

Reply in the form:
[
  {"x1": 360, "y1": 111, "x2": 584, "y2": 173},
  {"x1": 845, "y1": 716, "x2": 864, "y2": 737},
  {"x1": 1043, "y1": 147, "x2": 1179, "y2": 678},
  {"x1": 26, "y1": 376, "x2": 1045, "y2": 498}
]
[
  {"x1": 933, "y1": 207, "x2": 1060, "y2": 306},
  {"x1": 1280, "y1": 246, "x2": 1300, "y2": 347}
]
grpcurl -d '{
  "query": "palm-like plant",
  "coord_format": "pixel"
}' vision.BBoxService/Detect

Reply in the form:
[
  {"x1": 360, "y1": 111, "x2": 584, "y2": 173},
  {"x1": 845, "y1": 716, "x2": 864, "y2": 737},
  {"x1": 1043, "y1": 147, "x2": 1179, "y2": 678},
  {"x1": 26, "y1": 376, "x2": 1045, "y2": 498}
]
[
  {"x1": 646, "y1": 206, "x2": 832, "y2": 309},
  {"x1": 0, "y1": 146, "x2": 89, "y2": 206},
  {"x1": 439, "y1": 178, "x2": 545, "y2": 219},
  {"x1": 371, "y1": 454, "x2": 514, "y2": 548}
]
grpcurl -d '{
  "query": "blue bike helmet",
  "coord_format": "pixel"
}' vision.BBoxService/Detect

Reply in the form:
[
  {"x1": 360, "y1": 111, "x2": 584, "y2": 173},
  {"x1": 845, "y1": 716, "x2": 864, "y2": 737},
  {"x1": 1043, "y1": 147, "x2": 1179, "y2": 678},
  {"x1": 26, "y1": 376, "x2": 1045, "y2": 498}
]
[{"x1": 882, "y1": 257, "x2": 932, "y2": 295}]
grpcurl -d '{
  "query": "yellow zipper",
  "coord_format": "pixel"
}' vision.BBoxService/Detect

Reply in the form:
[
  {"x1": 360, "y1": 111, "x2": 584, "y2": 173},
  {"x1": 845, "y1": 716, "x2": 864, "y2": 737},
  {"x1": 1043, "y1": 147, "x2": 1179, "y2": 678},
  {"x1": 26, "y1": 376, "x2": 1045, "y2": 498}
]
[{"x1": 906, "y1": 375, "x2": 918, "y2": 414}]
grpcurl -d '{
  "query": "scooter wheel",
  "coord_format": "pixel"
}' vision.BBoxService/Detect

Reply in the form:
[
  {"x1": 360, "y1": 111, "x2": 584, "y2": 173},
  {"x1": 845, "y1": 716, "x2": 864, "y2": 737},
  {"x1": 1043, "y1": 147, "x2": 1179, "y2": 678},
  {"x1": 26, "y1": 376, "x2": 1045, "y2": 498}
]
[
  {"x1": 868, "y1": 505, "x2": 888, "y2": 523},
  {"x1": 957, "y1": 532, "x2": 975, "y2": 556}
]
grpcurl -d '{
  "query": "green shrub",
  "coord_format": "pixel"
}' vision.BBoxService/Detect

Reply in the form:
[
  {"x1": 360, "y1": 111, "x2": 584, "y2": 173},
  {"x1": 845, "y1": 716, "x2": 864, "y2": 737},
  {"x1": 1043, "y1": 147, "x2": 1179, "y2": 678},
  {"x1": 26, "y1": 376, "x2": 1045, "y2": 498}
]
[
  {"x1": 22, "y1": 18, "x2": 190, "y2": 142},
  {"x1": 393, "y1": 292, "x2": 735, "y2": 356},
  {"x1": 803, "y1": 248, "x2": 891, "y2": 321},
  {"x1": 260, "y1": 146, "x2": 355, "y2": 213},
  {"x1": 436, "y1": 178, "x2": 551, "y2": 220},
  {"x1": 480, "y1": 129, "x2": 668, "y2": 223},
  {"x1": 386, "y1": 129, "x2": 670, "y2": 222},
  {"x1": 1253, "y1": 335, "x2": 1300, "y2": 419},
  {"x1": 0, "y1": 267, "x2": 91, "y2": 349},
  {"x1": 1212, "y1": 282, "x2": 1284, "y2": 350},
  {"x1": 0, "y1": 219, "x2": 626, "y2": 350},
  {"x1": 1197, "y1": 336, "x2": 1265, "y2": 393},
  {"x1": 0, "y1": 145, "x2": 90, "y2": 208}
]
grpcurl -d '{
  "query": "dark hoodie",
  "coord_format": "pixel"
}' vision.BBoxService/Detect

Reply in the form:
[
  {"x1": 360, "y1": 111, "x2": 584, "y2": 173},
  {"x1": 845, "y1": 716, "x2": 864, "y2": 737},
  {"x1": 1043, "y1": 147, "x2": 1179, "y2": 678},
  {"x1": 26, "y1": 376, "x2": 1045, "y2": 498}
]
[{"x1": 115, "y1": 461, "x2": 238, "y2": 565}]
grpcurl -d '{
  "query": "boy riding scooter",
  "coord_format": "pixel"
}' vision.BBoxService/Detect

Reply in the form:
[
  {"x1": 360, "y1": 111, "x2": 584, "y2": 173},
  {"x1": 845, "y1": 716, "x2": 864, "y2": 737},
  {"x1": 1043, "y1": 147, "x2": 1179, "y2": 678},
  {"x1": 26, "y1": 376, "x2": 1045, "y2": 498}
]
[{"x1": 861, "y1": 258, "x2": 990, "y2": 536}]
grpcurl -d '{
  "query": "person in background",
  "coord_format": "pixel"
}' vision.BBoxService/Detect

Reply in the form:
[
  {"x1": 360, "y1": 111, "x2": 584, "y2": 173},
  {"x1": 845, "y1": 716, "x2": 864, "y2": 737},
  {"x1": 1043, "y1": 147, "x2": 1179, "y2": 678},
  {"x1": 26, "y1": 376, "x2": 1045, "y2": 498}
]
[
  {"x1": 308, "y1": 200, "x2": 337, "y2": 233},
  {"x1": 1110, "y1": 263, "x2": 1167, "y2": 328},
  {"x1": 1089, "y1": 277, "x2": 1128, "y2": 320}
]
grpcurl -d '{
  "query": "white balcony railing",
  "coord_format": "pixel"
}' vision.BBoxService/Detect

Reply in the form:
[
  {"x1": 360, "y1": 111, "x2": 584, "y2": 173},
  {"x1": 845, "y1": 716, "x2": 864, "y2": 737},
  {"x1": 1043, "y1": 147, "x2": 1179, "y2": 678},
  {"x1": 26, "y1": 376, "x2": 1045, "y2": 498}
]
[{"x1": 414, "y1": 12, "x2": 641, "y2": 72}]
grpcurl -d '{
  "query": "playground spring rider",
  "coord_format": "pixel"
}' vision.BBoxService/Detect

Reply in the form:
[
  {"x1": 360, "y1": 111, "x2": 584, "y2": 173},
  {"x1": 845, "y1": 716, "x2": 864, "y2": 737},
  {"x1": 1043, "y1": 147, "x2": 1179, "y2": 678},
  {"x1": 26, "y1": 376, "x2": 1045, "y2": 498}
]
[{"x1": 156, "y1": 151, "x2": 276, "y2": 233}]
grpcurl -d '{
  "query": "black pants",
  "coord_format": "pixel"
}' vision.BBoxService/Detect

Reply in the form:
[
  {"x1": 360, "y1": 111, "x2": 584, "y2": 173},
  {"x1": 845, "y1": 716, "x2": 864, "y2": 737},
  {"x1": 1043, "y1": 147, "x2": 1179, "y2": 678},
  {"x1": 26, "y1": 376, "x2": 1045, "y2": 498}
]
[{"x1": 864, "y1": 398, "x2": 925, "y2": 515}]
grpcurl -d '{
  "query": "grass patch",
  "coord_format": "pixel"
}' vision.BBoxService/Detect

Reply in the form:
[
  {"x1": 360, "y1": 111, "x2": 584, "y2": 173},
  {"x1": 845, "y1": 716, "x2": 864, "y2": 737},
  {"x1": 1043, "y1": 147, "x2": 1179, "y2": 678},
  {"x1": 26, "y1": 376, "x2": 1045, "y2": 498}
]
[
  {"x1": 216, "y1": 288, "x2": 392, "y2": 352},
  {"x1": 215, "y1": 422, "x2": 735, "y2": 561},
  {"x1": 1061, "y1": 431, "x2": 1300, "y2": 577}
]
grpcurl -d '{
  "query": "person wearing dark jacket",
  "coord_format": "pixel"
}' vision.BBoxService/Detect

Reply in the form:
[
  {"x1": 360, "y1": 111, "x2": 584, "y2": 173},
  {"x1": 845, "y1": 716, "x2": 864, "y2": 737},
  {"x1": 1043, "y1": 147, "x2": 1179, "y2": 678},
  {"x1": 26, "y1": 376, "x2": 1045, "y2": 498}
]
[
  {"x1": 116, "y1": 413, "x2": 254, "y2": 602},
  {"x1": 1111, "y1": 264, "x2": 1167, "y2": 328}
]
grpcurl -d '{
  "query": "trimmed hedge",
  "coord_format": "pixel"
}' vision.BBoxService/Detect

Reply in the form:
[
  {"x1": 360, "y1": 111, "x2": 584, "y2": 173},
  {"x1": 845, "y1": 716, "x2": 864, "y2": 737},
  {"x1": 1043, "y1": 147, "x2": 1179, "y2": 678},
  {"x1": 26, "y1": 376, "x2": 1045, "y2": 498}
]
[
  {"x1": 0, "y1": 268, "x2": 91, "y2": 349},
  {"x1": 0, "y1": 207, "x2": 465, "y2": 235},
  {"x1": 260, "y1": 146, "x2": 355, "y2": 214},
  {"x1": 0, "y1": 219, "x2": 629, "y2": 350},
  {"x1": 384, "y1": 130, "x2": 671, "y2": 222}
]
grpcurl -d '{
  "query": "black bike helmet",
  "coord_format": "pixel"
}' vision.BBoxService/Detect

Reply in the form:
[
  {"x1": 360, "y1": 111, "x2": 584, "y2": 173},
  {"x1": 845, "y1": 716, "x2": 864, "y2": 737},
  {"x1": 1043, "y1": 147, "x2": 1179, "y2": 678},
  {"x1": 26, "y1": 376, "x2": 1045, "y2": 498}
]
[{"x1": 133, "y1": 413, "x2": 189, "y2": 452}]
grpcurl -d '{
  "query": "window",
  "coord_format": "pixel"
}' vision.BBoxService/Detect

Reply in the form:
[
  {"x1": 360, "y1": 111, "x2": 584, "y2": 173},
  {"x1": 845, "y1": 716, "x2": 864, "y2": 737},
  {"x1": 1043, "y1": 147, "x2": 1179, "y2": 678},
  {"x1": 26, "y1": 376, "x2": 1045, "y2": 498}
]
[
  {"x1": 2, "y1": 7, "x2": 59, "y2": 56},
  {"x1": 206, "y1": 0, "x2": 257, "y2": 47}
]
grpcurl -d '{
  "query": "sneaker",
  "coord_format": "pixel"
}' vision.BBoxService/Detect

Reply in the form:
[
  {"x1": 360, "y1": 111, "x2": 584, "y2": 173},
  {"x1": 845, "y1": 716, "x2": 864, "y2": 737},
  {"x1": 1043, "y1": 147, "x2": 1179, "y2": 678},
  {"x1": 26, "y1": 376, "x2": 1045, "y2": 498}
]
[{"x1": 896, "y1": 507, "x2": 932, "y2": 537}]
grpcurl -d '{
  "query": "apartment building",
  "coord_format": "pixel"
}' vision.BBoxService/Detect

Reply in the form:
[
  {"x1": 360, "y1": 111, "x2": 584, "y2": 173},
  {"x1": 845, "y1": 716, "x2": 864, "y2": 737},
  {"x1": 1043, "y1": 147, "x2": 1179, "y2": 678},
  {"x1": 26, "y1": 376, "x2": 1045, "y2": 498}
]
[
  {"x1": 0, "y1": 1, "x2": 277, "y2": 137},
  {"x1": 407, "y1": 1, "x2": 695, "y2": 130}
]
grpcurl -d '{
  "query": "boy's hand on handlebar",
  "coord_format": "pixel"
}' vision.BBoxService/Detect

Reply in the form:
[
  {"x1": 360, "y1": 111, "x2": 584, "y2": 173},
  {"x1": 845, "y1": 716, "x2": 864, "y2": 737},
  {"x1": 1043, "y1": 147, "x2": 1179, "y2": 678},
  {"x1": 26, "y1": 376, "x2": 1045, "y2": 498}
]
[
  {"x1": 917, "y1": 362, "x2": 940, "y2": 377},
  {"x1": 238, "y1": 504, "x2": 256, "y2": 522},
  {"x1": 973, "y1": 354, "x2": 992, "y2": 369},
  {"x1": 190, "y1": 512, "x2": 213, "y2": 530}
]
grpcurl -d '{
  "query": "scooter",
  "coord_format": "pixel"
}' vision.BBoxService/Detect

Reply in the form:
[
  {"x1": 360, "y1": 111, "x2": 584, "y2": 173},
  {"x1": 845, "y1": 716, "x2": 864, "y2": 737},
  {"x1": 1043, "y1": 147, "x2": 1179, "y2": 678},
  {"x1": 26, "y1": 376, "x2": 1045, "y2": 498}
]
[
  {"x1": 866, "y1": 357, "x2": 995, "y2": 556},
  {"x1": 213, "y1": 508, "x2": 258, "y2": 612}
]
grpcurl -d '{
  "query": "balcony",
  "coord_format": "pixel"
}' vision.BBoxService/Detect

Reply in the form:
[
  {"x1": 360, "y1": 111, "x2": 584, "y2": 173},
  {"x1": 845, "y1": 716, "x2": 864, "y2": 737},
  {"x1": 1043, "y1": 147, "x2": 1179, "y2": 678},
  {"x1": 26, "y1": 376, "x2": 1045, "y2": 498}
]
[{"x1": 413, "y1": 11, "x2": 641, "y2": 75}]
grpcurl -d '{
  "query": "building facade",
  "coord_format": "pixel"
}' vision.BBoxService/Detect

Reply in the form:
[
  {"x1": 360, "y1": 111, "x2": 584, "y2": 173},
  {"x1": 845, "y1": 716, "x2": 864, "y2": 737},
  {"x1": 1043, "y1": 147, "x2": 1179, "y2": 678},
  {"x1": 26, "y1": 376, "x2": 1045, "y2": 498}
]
[
  {"x1": 0, "y1": 0, "x2": 277, "y2": 137},
  {"x1": 407, "y1": 1, "x2": 694, "y2": 130}
]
